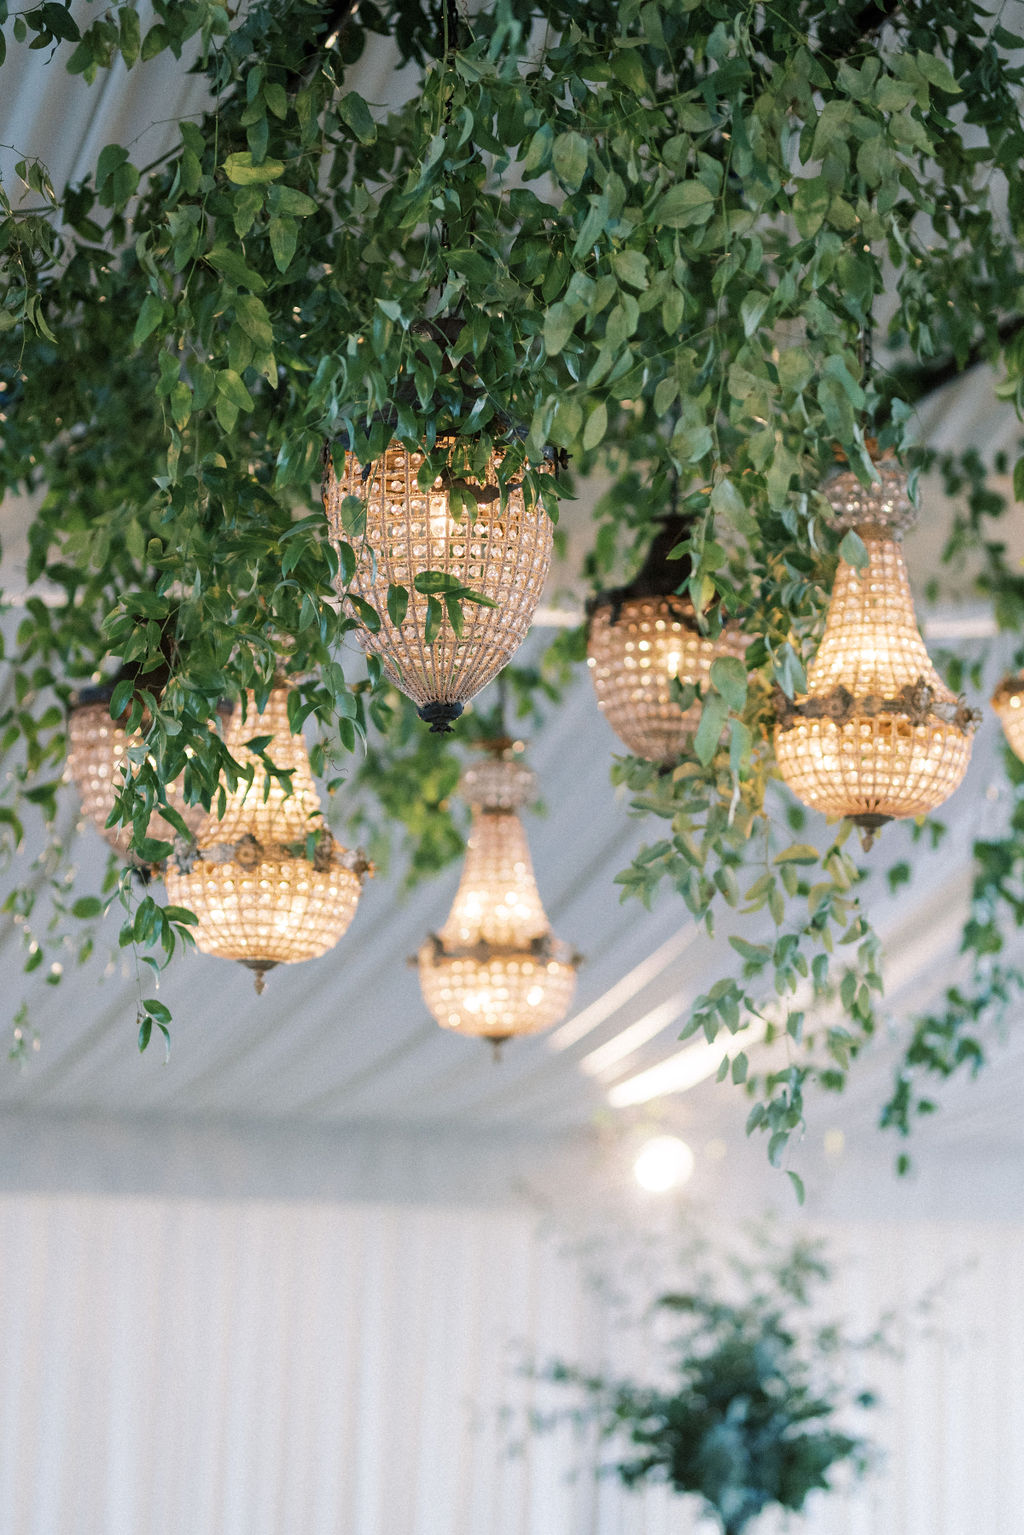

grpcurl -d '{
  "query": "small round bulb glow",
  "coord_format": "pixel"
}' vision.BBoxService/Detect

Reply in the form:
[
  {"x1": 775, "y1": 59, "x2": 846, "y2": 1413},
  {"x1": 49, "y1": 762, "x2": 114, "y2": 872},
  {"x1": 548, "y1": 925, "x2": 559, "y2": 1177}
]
[{"x1": 633, "y1": 1135, "x2": 695, "y2": 1192}]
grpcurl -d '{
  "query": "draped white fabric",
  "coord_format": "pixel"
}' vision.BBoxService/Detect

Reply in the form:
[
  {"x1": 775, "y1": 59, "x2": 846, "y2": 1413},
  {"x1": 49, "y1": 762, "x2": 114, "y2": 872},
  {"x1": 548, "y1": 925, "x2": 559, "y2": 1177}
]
[{"x1": 1, "y1": 1131, "x2": 1023, "y2": 1535}]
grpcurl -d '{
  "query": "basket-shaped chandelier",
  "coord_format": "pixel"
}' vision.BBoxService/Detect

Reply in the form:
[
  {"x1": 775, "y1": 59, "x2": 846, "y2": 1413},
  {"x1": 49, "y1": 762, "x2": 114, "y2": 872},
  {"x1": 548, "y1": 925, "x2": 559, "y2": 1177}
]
[
  {"x1": 416, "y1": 744, "x2": 581, "y2": 1043},
  {"x1": 164, "y1": 686, "x2": 370, "y2": 990},
  {"x1": 774, "y1": 455, "x2": 980, "y2": 845},
  {"x1": 586, "y1": 518, "x2": 746, "y2": 763},
  {"x1": 991, "y1": 676, "x2": 1024, "y2": 761},
  {"x1": 323, "y1": 436, "x2": 554, "y2": 732},
  {"x1": 67, "y1": 685, "x2": 205, "y2": 865}
]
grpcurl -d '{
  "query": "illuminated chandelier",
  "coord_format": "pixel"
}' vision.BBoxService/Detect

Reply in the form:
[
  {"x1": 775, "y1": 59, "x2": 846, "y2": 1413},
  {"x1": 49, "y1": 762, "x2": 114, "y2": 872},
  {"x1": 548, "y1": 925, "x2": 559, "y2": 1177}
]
[
  {"x1": 416, "y1": 743, "x2": 581, "y2": 1044},
  {"x1": 774, "y1": 453, "x2": 980, "y2": 846},
  {"x1": 586, "y1": 517, "x2": 746, "y2": 762},
  {"x1": 323, "y1": 435, "x2": 555, "y2": 732},
  {"x1": 67, "y1": 681, "x2": 206, "y2": 865},
  {"x1": 164, "y1": 685, "x2": 370, "y2": 990},
  {"x1": 991, "y1": 676, "x2": 1024, "y2": 760}
]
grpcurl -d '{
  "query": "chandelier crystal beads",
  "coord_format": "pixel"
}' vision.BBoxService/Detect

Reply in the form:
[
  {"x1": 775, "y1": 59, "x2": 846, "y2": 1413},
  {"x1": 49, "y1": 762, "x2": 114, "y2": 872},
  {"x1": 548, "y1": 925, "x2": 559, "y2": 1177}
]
[
  {"x1": 323, "y1": 437, "x2": 554, "y2": 732},
  {"x1": 588, "y1": 597, "x2": 747, "y2": 762},
  {"x1": 586, "y1": 518, "x2": 746, "y2": 763},
  {"x1": 774, "y1": 457, "x2": 980, "y2": 844},
  {"x1": 67, "y1": 687, "x2": 205, "y2": 865},
  {"x1": 164, "y1": 687, "x2": 369, "y2": 990},
  {"x1": 417, "y1": 745, "x2": 580, "y2": 1042}
]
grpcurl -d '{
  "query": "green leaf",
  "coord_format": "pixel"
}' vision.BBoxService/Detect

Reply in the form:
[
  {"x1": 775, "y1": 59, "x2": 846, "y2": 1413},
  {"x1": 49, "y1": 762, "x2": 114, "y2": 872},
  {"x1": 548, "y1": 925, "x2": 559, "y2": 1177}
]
[
  {"x1": 424, "y1": 595, "x2": 443, "y2": 645},
  {"x1": 170, "y1": 381, "x2": 192, "y2": 430},
  {"x1": 348, "y1": 595, "x2": 380, "y2": 633},
  {"x1": 223, "y1": 152, "x2": 285, "y2": 185},
  {"x1": 132, "y1": 293, "x2": 164, "y2": 348},
  {"x1": 339, "y1": 91, "x2": 376, "y2": 144},
  {"x1": 271, "y1": 185, "x2": 317, "y2": 216},
  {"x1": 109, "y1": 679, "x2": 135, "y2": 718},
  {"x1": 118, "y1": 4, "x2": 141, "y2": 66},
  {"x1": 793, "y1": 177, "x2": 829, "y2": 239},
  {"x1": 206, "y1": 244, "x2": 267, "y2": 292},
  {"x1": 216, "y1": 368, "x2": 255, "y2": 412},
  {"x1": 552, "y1": 131, "x2": 588, "y2": 190},
  {"x1": 611, "y1": 249, "x2": 648, "y2": 290},
  {"x1": 710, "y1": 655, "x2": 747, "y2": 711},
  {"x1": 40, "y1": 3, "x2": 80, "y2": 41},
  {"x1": 544, "y1": 304, "x2": 576, "y2": 357},
  {"x1": 654, "y1": 181, "x2": 715, "y2": 228},
  {"x1": 143, "y1": 997, "x2": 172, "y2": 1025},
  {"x1": 386, "y1": 583, "x2": 408, "y2": 626},
  {"x1": 694, "y1": 691, "x2": 729, "y2": 766},
  {"x1": 787, "y1": 1170, "x2": 806, "y2": 1204},
  {"x1": 582, "y1": 401, "x2": 608, "y2": 452},
  {"x1": 839, "y1": 529, "x2": 870, "y2": 570},
  {"x1": 916, "y1": 53, "x2": 961, "y2": 93},
  {"x1": 72, "y1": 897, "x2": 103, "y2": 920},
  {"x1": 740, "y1": 291, "x2": 769, "y2": 338},
  {"x1": 340, "y1": 495, "x2": 366, "y2": 538},
  {"x1": 269, "y1": 216, "x2": 297, "y2": 273},
  {"x1": 774, "y1": 845, "x2": 821, "y2": 866},
  {"x1": 444, "y1": 594, "x2": 464, "y2": 637}
]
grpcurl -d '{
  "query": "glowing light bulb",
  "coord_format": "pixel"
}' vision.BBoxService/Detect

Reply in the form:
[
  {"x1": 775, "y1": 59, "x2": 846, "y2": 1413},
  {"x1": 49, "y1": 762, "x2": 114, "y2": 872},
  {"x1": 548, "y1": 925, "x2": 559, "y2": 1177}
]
[{"x1": 633, "y1": 1135, "x2": 695, "y2": 1192}]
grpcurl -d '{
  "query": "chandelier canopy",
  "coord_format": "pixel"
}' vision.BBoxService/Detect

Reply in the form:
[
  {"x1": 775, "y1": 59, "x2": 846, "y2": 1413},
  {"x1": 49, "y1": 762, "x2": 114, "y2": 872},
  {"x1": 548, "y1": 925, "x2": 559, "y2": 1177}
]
[
  {"x1": 774, "y1": 456, "x2": 980, "y2": 844},
  {"x1": 586, "y1": 518, "x2": 746, "y2": 763},
  {"x1": 323, "y1": 436, "x2": 554, "y2": 732},
  {"x1": 67, "y1": 684, "x2": 206, "y2": 866},
  {"x1": 417, "y1": 743, "x2": 580, "y2": 1043},
  {"x1": 164, "y1": 686, "x2": 370, "y2": 989}
]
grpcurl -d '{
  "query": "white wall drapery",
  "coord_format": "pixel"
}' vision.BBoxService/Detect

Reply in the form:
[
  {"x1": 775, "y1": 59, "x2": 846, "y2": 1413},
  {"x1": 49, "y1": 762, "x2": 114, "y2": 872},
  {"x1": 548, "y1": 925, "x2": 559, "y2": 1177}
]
[{"x1": 1, "y1": 1115, "x2": 1023, "y2": 1534}]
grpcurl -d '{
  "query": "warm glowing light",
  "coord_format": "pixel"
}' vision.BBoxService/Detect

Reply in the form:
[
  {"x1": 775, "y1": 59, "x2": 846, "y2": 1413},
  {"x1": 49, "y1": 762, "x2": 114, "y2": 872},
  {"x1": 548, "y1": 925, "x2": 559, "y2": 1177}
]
[
  {"x1": 164, "y1": 687, "x2": 369, "y2": 989},
  {"x1": 588, "y1": 596, "x2": 746, "y2": 762},
  {"x1": 633, "y1": 1135, "x2": 695, "y2": 1192},
  {"x1": 67, "y1": 691, "x2": 205, "y2": 865},
  {"x1": 417, "y1": 746, "x2": 580, "y2": 1041},
  {"x1": 774, "y1": 458, "x2": 978, "y2": 843},
  {"x1": 991, "y1": 677, "x2": 1024, "y2": 760},
  {"x1": 323, "y1": 438, "x2": 555, "y2": 732},
  {"x1": 586, "y1": 516, "x2": 746, "y2": 763}
]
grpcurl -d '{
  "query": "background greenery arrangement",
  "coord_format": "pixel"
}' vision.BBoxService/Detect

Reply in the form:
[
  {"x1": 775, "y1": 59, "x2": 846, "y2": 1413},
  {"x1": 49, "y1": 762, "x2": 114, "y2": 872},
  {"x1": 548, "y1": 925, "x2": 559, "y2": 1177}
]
[
  {"x1": 4, "y1": 0, "x2": 1024, "y2": 1166},
  {"x1": 534, "y1": 1230, "x2": 880, "y2": 1535}
]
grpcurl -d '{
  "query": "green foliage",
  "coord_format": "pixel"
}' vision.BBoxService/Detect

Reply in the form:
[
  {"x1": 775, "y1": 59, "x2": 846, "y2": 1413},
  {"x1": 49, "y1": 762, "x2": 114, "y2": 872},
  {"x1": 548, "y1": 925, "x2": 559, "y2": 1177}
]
[
  {"x1": 2, "y1": 0, "x2": 1024, "y2": 1157},
  {"x1": 539, "y1": 1234, "x2": 878, "y2": 1535}
]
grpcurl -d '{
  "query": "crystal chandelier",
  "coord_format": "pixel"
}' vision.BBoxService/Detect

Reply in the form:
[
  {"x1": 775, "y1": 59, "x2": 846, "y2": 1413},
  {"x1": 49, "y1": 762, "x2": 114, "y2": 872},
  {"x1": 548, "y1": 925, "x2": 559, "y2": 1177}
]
[
  {"x1": 586, "y1": 518, "x2": 746, "y2": 762},
  {"x1": 774, "y1": 455, "x2": 980, "y2": 846},
  {"x1": 164, "y1": 686, "x2": 370, "y2": 990},
  {"x1": 67, "y1": 683, "x2": 205, "y2": 865},
  {"x1": 323, "y1": 436, "x2": 554, "y2": 732},
  {"x1": 991, "y1": 676, "x2": 1024, "y2": 760},
  {"x1": 416, "y1": 744, "x2": 581, "y2": 1043}
]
